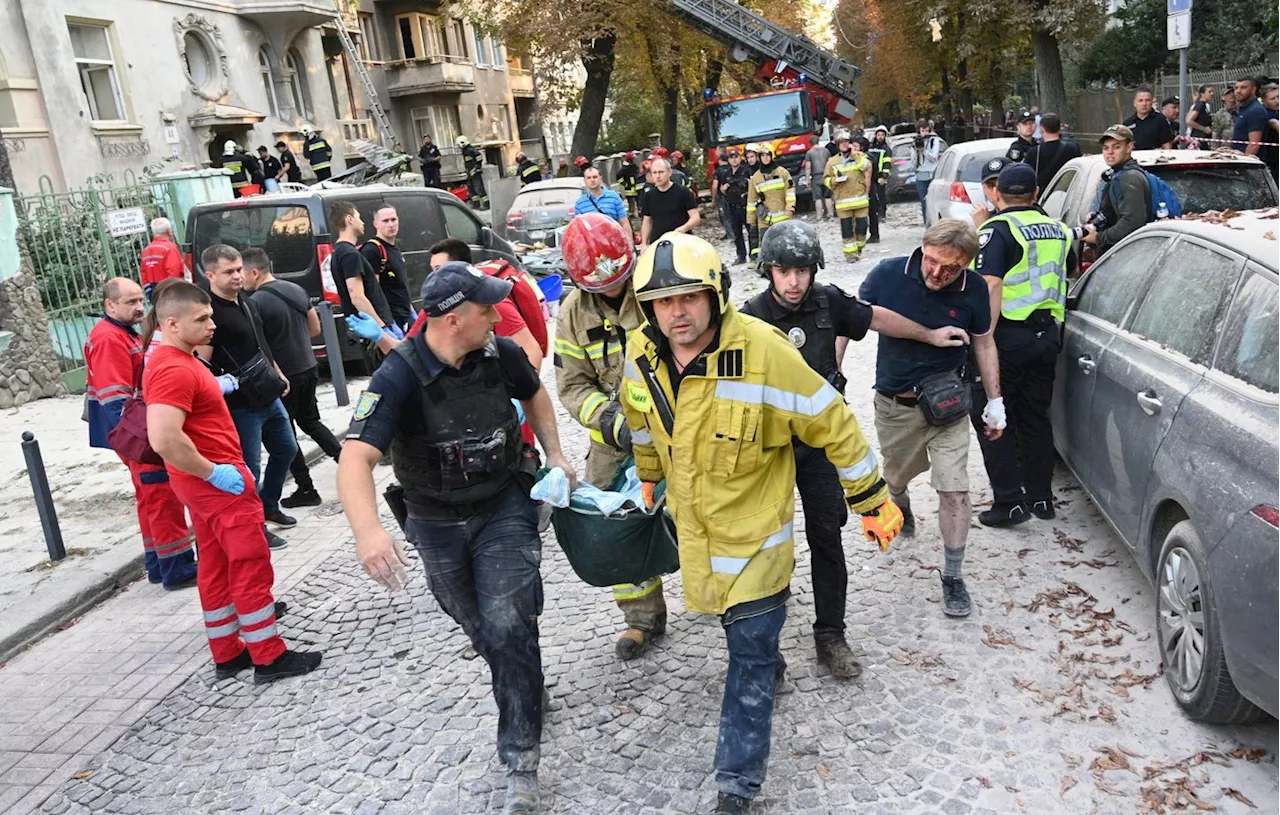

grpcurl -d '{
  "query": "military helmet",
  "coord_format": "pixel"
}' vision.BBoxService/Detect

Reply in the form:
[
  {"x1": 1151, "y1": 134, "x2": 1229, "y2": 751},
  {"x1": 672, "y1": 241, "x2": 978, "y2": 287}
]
[
  {"x1": 757, "y1": 219, "x2": 824, "y2": 279},
  {"x1": 633, "y1": 233, "x2": 728, "y2": 322}
]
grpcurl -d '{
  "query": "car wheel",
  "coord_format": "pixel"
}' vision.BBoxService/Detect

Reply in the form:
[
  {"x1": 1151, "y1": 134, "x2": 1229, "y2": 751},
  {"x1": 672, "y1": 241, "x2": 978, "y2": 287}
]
[{"x1": 1156, "y1": 520, "x2": 1264, "y2": 724}]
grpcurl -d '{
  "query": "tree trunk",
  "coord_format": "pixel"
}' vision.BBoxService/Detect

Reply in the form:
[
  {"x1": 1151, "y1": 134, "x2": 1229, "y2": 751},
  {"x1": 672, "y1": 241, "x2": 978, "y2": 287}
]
[
  {"x1": 571, "y1": 32, "x2": 617, "y2": 159},
  {"x1": 1031, "y1": 27, "x2": 1069, "y2": 121},
  {"x1": 661, "y1": 44, "x2": 682, "y2": 149},
  {"x1": 939, "y1": 68, "x2": 954, "y2": 136}
]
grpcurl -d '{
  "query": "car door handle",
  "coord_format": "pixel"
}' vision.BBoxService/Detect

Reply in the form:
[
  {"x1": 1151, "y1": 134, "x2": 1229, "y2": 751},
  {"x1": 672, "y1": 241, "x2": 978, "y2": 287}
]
[
  {"x1": 1136, "y1": 389, "x2": 1162, "y2": 415},
  {"x1": 1076, "y1": 355, "x2": 1096, "y2": 374}
]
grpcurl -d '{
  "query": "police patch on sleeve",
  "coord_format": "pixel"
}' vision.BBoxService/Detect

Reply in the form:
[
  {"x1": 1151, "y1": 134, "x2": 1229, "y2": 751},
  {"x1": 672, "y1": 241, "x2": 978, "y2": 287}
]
[
  {"x1": 353, "y1": 390, "x2": 381, "y2": 421},
  {"x1": 978, "y1": 230, "x2": 993, "y2": 247}
]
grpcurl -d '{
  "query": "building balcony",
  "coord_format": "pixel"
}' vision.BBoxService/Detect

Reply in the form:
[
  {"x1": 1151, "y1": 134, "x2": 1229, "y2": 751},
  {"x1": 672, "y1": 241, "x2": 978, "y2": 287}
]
[
  {"x1": 382, "y1": 57, "x2": 475, "y2": 97},
  {"x1": 339, "y1": 118, "x2": 375, "y2": 151},
  {"x1": 235, "y1": 1, "x2": 337, "y2": 30},
  {"x1": 509, "y1": 69, "x2": 535, "y2": 98}
]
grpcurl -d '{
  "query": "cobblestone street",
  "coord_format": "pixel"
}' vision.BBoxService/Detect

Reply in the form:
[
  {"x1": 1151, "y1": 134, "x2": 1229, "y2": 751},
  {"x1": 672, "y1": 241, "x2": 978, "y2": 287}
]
[{"x1": 2, "y1": 203, "x2": 1275, "y2": 814}]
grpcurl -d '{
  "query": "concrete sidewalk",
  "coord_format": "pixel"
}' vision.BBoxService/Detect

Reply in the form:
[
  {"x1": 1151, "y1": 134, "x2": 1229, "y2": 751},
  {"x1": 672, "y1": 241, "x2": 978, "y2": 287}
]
[{"x1": 0, "y1": 376, "x2": 366, "y2": 663}]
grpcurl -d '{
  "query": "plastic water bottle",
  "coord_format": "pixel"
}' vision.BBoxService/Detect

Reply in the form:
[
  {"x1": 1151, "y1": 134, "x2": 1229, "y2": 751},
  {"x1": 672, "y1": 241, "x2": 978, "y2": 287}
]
[{"x1": 1156, "y1": 201, "x2": 1169, "y2": 220}]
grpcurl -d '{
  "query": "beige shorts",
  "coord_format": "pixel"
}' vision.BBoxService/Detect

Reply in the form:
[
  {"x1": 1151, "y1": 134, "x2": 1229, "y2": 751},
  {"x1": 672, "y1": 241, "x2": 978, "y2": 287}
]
[{"x1": 872, "y1": 392, "x2": 970, "y2": 493}]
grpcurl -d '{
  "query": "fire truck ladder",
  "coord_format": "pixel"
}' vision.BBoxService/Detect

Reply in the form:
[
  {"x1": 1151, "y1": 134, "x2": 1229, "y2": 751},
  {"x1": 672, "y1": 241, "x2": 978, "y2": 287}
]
[
  {"x1": 331, "y1": 9, "x2": 401, "y2": 152},
  {"x1": 668, "y1": 0, "x2": 861, "y2": 115}
]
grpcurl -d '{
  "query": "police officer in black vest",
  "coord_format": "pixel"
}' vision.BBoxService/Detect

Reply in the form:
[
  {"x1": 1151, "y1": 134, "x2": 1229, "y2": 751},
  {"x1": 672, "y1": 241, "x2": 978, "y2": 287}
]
[
  {"x1": 336, "y1": 262, "x2": 577, "y2": 814},
  {"x1": 739, "y1": 219, "x2": 969, "y2": 680}
]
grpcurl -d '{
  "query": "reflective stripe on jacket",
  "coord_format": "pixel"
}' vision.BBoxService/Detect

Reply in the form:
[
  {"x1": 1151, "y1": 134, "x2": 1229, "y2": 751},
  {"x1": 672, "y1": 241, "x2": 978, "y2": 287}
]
[
  {"x1": 621, "y1": 308, "x2": 888, "y2": 614},
  {"x1": 554, "y1": 286, "x2": 643, "y2": 455},
  {"x1": 745, "y1": 166, "x2": 795, "y2": 228},
  {"x1": 979, "y1": 210, "x2": 1071, "y2": 321},
  {"x1": 824, "y1": 153, "x2": 871, "y2": 213}
]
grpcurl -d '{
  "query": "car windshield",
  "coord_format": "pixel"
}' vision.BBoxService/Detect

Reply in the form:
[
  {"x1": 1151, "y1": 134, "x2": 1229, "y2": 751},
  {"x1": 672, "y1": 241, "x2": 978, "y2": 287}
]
[
  {"x1": 707, "y1": 91, "x2": 810, "y2": 145},
  {"x1": 1150, "y1": 164, "x2": 1277, "y2": 213},
  {"x1": 192, "y1": 205, "x2": 314, "y2": 275},
  {"x1": 959, "y1": 150, "x2": 1009, "y2": 182}
]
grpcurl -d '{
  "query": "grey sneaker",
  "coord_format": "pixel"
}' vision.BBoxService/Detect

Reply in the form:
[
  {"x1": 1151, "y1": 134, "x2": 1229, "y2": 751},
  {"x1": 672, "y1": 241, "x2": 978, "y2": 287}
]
[
  {"x1": 715, "y1": 792, "x2": 752, "y2": 814},
  {"x1": 815, "y1": 635, "x2": 863, "y2": 679},
  {"x1": 504, "y1": 771, "x2": 539, "y2": 813},
  {"x1": 941, "y1": 576, "x2": 971, "y2": 617}
]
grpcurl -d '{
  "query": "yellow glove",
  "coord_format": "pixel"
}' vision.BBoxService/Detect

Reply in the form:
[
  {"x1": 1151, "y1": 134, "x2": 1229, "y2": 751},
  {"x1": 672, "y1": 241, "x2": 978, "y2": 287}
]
[
  {"x1": 641, "y1": 481, "x2": 657, "y2": 510},
  {"x1": 861, "y1": 500, "x2": 904, "y2": 552}
]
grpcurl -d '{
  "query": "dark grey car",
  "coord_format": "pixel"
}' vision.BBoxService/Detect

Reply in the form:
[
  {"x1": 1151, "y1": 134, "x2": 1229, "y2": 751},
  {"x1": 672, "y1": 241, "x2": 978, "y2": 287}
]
[
  {"x1": 1051, "y1": 212, "x2": 1279, "y2": 723},
  {"x1": 504, "y1": 179, "x2": 586, "y2": 246}
]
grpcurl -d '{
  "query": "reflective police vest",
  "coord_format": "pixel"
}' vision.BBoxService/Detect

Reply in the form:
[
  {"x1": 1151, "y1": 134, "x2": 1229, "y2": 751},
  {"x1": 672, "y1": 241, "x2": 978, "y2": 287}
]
[
  {"x1": 741, "y1": 285, "x2": 839, "y2": 387},
  {"x1": 979, "y1": 209, "x2": 1071, "y2": 322},
  {"x1": 387, "y1": 339, "x2": 532, "y2": 506}
]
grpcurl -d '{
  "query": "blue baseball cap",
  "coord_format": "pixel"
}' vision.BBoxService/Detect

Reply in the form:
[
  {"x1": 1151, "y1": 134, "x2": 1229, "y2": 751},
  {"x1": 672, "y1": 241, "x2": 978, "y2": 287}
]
[
  {"x1": 997, "y1": 162, "x2": 1038, "y2": 195},
  {"x1": 421, "y1": 261, "x2": 512, "y2": 317}
]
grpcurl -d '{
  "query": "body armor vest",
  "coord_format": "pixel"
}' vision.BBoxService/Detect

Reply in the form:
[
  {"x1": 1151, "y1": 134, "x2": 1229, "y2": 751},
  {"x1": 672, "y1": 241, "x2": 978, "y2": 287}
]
[
  {"x1": 744, "y1": 286, "x2": 840, "y2": 387},
  {"x1": 388, "y1": 339, "x2": 530, "y2": 506}
]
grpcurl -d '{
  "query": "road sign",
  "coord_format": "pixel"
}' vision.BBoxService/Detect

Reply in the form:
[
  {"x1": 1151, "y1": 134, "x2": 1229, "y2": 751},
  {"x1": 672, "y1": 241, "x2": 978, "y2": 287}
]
[
  {"x1": 1167, "y1": 11, "x2": 1191, "y2": 50},
  {"x1": 1167, "y1": 0, "x2": 1192, "y2": 13}
]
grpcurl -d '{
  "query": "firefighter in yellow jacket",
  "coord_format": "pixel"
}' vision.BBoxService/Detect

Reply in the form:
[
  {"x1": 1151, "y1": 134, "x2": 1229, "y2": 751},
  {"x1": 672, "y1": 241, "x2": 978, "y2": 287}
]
[
  {"x1": 620, "y1": 232, "x2": 903, "y2": 815},
  {"x1": 745, "y1": 145, "x2": 795, "y2": 260},
  {"x1": 823, "y1": 130, "x2": 873, "y2": 262},
  {"x1": 553, "y1": 213, "x2": 669, "y2": 661}
]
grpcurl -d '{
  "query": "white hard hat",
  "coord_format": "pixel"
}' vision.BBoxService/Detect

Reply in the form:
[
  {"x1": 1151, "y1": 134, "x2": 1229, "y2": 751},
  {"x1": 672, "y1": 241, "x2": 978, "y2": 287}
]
[
  {"x1": 456, "y1": 135, "x2": 470, "y2": 147},
  {"x1": 834, "y1": 129, "x2": 852, "y2": 142},
  {"x1": 223, "y1": 140, "x2": 237, "y2": 153},
  {"x1": 744, "y1": 142, "x2": 760, "y2": 154}
]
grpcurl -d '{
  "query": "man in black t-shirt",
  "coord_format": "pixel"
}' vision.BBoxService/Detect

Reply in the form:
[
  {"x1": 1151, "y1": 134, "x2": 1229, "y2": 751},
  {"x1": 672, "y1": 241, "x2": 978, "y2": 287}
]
[
  {"x1": 639, "y1": 158, "x2": 700, "y2": 249},
  {"x1": 360, "y1": 204, "x2": 414, "y2": 332},
  {"x1": 276, "y1": 141, "x2": 302, "y2": 184},
  {"x1": 257, "y1": 146, "x2": 283, "y2": 192},
  {"x1": 327, "y1": 200, "x2": 397, "y2": 336},
  {"x1": 242, "y1": 248, "x2": 343, "y2": 509},
  {"x1": 1024, "y1": 114, "x2": 1082, "y2": 191},
  {"x1": 200, "y1": 244, "x2": 297, "y2": 544},
  {"x1": 1124, "y1": 89, "x2": 1176, "y2": 150}
]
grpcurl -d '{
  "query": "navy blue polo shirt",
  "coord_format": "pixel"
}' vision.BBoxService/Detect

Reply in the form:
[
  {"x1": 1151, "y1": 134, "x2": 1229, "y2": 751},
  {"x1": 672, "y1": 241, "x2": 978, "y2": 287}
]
[
  {"x1": 346, "y1": 333, "x2": 541, "y2": 453},
  {"x1": 858, "y1": 250, "x2": 991, "y2": 394}
]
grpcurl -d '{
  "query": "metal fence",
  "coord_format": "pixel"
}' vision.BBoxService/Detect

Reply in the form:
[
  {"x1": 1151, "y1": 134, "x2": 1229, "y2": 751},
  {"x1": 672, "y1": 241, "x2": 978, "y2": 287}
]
[{"x1": 15, "y1": 172, "x2": 178, "y2": 383}]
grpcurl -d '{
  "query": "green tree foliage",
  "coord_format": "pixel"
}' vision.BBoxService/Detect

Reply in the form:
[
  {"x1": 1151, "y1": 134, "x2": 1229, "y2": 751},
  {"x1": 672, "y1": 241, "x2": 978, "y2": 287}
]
[{"x1": 1079, "y1": 0, "x2": 1279, "y2": 85}]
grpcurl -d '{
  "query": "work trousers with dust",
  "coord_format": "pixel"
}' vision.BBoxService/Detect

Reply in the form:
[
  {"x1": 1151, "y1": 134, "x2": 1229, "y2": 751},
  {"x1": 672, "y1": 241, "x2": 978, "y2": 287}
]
[{"x1": 715, "y1": 602, "x2": 787, "y2": 800}]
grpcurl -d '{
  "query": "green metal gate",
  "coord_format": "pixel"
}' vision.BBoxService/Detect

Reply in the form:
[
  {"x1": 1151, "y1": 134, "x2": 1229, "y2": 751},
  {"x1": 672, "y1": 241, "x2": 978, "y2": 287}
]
[{"x1": 16, "y1": 172, "x2": 180, "y2": 391}]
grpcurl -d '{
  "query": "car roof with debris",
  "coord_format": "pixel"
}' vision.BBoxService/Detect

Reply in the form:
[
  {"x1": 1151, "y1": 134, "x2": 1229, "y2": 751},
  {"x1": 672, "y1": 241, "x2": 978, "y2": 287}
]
[{"x1": 1141, "y1": 207, "x2": 1279, "y2": 271}]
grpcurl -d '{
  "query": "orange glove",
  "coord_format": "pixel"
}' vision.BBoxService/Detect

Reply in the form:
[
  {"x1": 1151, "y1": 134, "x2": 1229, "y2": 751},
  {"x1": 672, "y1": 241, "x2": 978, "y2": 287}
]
[
  {"x1": 641, "y1": 481, "x2": 657, "y2": 510},
  {"x1": 861, "y1": 500, "x2": 904, "y2": 552}
]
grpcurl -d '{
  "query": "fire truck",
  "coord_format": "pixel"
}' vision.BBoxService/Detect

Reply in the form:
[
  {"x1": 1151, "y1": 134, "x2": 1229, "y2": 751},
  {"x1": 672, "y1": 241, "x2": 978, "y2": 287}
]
[{"x1": 667, "y1": 0, "x2": 861, "y2": 205}]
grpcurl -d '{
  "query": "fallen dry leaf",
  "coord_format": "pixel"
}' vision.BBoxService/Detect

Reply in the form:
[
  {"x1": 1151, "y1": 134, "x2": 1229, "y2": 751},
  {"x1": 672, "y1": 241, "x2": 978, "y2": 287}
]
[
  {"x1": 816, "y1": 763, "x2": 830, "y2": 779},
  {"x1": 1090, "y1": 745, "x2": 1135, "y2": 777},
  {"x1": 1053, "y1": 528, "x2": 1085, "y2": 552},
  {"x1": 72, "y1": 771, "x2": 93, "y2": 779},
  {"x1": 977, "y1": 776, "x2": 993, "y2": 789},
  {"x1": 983, "y1": 625, "x2": 1032, "y2": 650},
  {"x1": 1092, "y1": 705, "x2": 1117, "y2": 723},
  {"x1": 1062, "y1": 754, "x2": 1082, "y2": 768},
  {"x1": 1017, "y1": 548, "x2": 1034, "y2": 559},
  {"x1": 1223, "y1": 788, "x2": 1256, "y2": 808},
  {"x1": 1229, "y1": 746, "x2": 1268, "y2": 761},
  {"x1": 1060, "y1": 776, "x2": 1078, "y2": 796}
]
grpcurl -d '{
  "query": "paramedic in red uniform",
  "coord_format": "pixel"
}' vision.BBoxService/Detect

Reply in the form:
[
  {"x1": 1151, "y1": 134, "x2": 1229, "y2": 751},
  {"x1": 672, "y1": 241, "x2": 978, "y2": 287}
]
[
  {"x1": 85, "y1": 277, "x2": 198, "y2": 589},
  {"x1": 144, "y1": 281, "x2": 323, "y2": 684},
  {"x1": 139, "y1": 217, "x2": 189, "y2": 302}
]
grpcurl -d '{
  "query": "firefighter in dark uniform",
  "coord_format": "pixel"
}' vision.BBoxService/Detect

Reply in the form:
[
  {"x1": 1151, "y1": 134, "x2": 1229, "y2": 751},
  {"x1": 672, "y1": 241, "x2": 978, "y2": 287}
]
[
  {"x1": 738, "y1": 219, "x2": 970, "y2": 680},
  {"x1": 303, "y1": 128, "x2": 334, "y2": 181},
  {"x1": 1005, "y1": 112, "x2": 1038, "y2": 164},
  {"x1": 217, "y1": 140, "x2": 251, "y2": 198},
  {"x1": 867, "y1": 127, "x2": 892, "y2": 242},
  {"x1": 970, "y1": 162, "x2": 1076, "y2": 528},
  {"x1": 516, "y1": 151, "x2": 541, "y2": 187},
  {"x1": 337, "y1": 262, "x2": 578, "y2": 814},
  {"x1": 617, "y1": 151, "x2": 642, "y2": 218},
  {"x1": 459, "y1": 136, "x2": 488, "y2": 209}
]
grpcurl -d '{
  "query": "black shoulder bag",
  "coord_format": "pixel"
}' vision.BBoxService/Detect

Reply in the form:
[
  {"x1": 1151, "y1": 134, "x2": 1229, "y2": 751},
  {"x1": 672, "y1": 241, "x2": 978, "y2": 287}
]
[
  {"x1": 914, "y1": 369, "x2": 971, "y2": 427},
  {"x1": 216, "y1": 297, "x2": 286, "y2": 409}
]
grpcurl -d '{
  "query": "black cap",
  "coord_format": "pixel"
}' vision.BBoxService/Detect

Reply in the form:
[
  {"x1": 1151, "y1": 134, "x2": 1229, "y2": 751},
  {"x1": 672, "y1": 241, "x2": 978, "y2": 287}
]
[
  {"x1": 981, "y1": 156, "x2": 1008, "y2": 182},
  {"x1": 1018, "y1": 110, "x2": 1036, "y2": 123},
  {"x1": 1161, "y1": 96, "x2": 1180, "y2": 106},
  {"x1": 997, "y1": 162, "x2": 1037, "y2": 195},
  {"x1": 421, "y1": 261, "x2": 513, "y2": 317}
]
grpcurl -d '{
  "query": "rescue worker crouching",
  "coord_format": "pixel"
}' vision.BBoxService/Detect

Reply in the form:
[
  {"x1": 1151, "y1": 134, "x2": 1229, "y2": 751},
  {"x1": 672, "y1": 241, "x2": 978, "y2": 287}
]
[
  {"x1": 554, "y1": 213, "x2": 668, "y2": 661},
  {"x1": 337, "y1": 262, "x2": 577, "y2": 814},
  {"x1": 823, "y1": 131, "x2": 873, "y2": 262},
  {"x1": 619, "y1": 233, "x2": 903, "y2": 814},
  {"x1": 970, "y1": 162, "x2": 1076, "y2": 528},
  {"x1": 739, "y1": 220, "x2": 970, "y2": 679},
  {"x1": 745, "y1": 144, "x2": 795, "y2": 260},
  {"x1": 516, "y1": 151, "x2": 541, "y2": 187}
]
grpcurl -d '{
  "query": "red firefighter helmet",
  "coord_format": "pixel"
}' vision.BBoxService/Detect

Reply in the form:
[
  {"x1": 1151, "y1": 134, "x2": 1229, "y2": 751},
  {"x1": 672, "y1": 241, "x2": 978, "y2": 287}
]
[
  {"x1": 562, "y1": 213, "x2": 635, "y2": 293},
  {"x1": 653, "y1": 146, "x2": 669, "y2": 158},
  {"x1": 574, "y1": 155, "x2": 589, "y2": 167},
  {"x1": 672, "y1": 150, "x2": 684, "y2": 161},
  {"x1": 624, "y1": 150, "x2": 635, "y2": 161}
]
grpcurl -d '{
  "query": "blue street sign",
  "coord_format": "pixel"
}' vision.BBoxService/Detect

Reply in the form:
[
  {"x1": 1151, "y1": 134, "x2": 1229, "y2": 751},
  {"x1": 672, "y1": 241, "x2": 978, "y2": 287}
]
[{"x1": 1168, "y1": 0, "x2": 1192, "y2": 14}]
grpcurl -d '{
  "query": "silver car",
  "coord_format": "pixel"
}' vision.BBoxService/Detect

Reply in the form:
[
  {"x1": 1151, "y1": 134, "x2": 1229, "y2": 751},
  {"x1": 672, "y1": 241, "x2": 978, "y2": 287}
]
[
  {"x1": 503, "y1": 179, "x2": 587, "y2": 245},
  {"x1": 1052, "y1": 210, "x2": 1279, "y2": 723},
  {"x1": 923, "y1": 138, "x2": 1013, "y2": 227}
]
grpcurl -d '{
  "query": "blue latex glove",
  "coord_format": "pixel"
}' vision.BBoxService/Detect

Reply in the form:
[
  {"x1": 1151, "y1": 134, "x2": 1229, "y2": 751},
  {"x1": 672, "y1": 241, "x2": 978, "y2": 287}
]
[
  {"x1": 205, "y1": 463, "x2": 245, "y2": 495},
  {"x1": 383, "y1": 323, "x2": 405, "y2": 341},
  {"x1": 345, "y1": 312, "x2": 383, "y2": 342},
  {"x1": 216, "y1": 374, "x2": 239, "y2": 395}
]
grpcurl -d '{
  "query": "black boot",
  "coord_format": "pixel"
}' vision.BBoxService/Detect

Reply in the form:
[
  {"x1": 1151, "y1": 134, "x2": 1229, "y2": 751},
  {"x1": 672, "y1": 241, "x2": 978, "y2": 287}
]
[
  {"x1": 979, "y1": 502, "x2": 1029, "y2": 528},
  {"x1": 815, "y1": 634, "x2": 862, "y2": 679},
  {"x1": 715, "y1": 792, "x2": 752, "y2": 815},
  {"x1": 254, "y1": 649, "x2": 323, "y2": 684}
]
